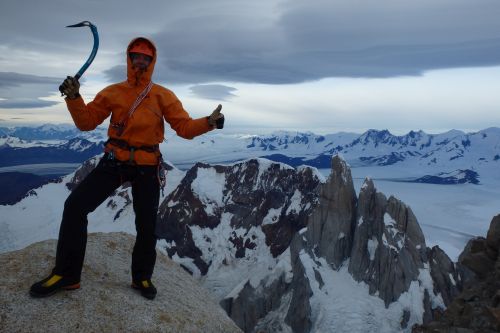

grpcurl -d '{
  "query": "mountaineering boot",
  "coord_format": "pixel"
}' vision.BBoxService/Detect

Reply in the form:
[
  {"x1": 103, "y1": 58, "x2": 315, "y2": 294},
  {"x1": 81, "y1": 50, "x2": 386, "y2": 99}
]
[
  {"x1": 29, "y1": 273, "x2": 80, "y2": 298},
  {"x1": 131, "y1": 279, "x2": 157, "y2": 300}
]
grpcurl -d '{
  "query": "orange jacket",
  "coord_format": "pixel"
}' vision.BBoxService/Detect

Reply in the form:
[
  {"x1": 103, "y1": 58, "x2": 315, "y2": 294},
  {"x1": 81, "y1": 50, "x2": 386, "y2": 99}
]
[{"x1": 65, "y1": 37, "x2": 213, "y2": 165}]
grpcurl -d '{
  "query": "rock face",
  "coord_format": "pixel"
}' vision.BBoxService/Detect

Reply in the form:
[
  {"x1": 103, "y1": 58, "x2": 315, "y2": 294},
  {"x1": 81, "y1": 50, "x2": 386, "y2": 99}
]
[
  {"x1": 156, "y1": 155, "x2": 468, "y2": 332},
  {"x1": 156, "y1": 158, "x2": 322, "y2": 276},
  {"x1": 349, "y1": 179, "x2": 428, "y2": 306},
  {"x1": 0, "y1": 232, "x2": 242, "y2": 333},
  {"x1": 305, "y1": 156, "x2": 357, "y2": 269},
  {"x1": 285, "y1": 232, "x2": 313, "y2": 333},
  {"x1": 66, "y1": 155, "x2": 101, "y2": 191},
  {"x1": 155, "y1": 158, "x2": 323, "y2": 332},
  {"x1": 413, "y1": 214, "x2": 500, "y2": 333},
  {"x1": 273, "y1": 156, "x2": 462, "y2": 332}
]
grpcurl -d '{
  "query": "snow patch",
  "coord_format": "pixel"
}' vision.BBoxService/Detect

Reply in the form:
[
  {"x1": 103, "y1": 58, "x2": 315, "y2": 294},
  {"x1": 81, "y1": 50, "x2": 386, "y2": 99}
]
[
  {"x1": 300, "y1": 252, "x2": 445, "y2": 332},
  {"x1": 361, "y1": 177, "x2": 372, "y2": 190},
  {"x1": 262, "y1": 207, "x2": 282, "y2": 225},
  {"x1": 285, "y1": 189, "x2": 302, "y2": 215},
  {"x1": 183, "y1": 211, "x2": 289, "y2": 300},
  {"x1": 297, "y1": 165, "x2": 326, "y2": 183},
  {"x1": 418, "y1": 265, "x2": 445, "y2": 309},
  {"x1": 358, "y1": 216, "x2": 364, "y2": 226},
  {"x1": 367, "y1": 237, "x2": 378, "y2": 261},
  {"x1": 382, "y1": 233, "x2": 399, "y2": 252},
  {"x1": 191, "y1": 166, "x2": 225, "y2": 215},
  {"x1": 384, "y1": 213, "x2": 397, "y2": 227},
  {"x1": 449, "y1": 273, "x2": 456, "y2": 286},
  {"x1": 172, "y1": 253, "x2": 202, "y2": 277}
]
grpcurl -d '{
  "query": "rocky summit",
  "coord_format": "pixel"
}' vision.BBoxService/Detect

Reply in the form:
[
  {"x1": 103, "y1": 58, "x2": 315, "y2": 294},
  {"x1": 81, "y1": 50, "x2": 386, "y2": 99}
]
[
  {"x1": 283, "y1": 157, "x2": 462, "y2": 332},
  {"x1": 0, "y1": 232, "x2": 242, "y2": 333},
  {"x1": 413, "y1": 214, "x2": 500, "y2": 333}
]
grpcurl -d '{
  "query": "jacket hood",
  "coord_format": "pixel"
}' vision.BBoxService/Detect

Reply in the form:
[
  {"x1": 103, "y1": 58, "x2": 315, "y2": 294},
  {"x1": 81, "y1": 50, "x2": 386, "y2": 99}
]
[{"x1": 126, "y1": 37, "x2": 157, "y2": 87}]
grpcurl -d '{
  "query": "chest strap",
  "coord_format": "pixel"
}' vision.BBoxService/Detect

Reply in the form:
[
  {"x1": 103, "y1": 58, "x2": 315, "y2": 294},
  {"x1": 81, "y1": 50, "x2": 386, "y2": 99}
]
[{"x1": 110, "y1": 81, "x2": 154, "y2": 137}]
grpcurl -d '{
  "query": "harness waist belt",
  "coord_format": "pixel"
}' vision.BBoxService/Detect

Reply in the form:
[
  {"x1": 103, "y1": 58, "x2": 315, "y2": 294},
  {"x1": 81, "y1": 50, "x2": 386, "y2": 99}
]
[{"x1": 105, "y1": 138, "x2": 160, "y2": 153}]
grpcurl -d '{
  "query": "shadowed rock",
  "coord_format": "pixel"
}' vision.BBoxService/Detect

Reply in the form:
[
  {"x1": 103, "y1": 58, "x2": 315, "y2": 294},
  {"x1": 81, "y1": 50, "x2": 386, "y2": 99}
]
[
  {"x1": 349, "y1": 178, "x2": 428, "y2": 306},
  {"x1": 306, "y1": 155, "x2": 357, "y2": 269},
  {"x1": 413, "y1": 214, "x2": 500, "y2": 333},
  {"x1": 285, "y1": 156, "x2": 462, "y2": 332}
]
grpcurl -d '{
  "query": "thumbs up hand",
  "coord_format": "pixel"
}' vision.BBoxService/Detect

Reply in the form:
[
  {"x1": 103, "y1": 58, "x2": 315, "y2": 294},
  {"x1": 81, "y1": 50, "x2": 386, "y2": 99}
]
[{"x1": 208, "y1": 104, "x2": 224, "y2": 129}]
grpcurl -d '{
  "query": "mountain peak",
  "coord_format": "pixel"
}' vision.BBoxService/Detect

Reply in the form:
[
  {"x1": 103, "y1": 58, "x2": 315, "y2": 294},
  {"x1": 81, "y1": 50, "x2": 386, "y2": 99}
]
[
  {"x1": 356, "y1": 129, "x2": 395, "y2": 146},
  {"x1": 0, "y1": 232, "x2": 242, "y2": 333}
]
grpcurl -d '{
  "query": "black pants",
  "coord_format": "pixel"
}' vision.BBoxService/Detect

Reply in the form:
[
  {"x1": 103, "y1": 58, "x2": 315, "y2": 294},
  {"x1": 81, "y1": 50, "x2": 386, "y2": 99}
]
[{"x1": 53, "y1": 155, "x2": 160, "y2": 282}]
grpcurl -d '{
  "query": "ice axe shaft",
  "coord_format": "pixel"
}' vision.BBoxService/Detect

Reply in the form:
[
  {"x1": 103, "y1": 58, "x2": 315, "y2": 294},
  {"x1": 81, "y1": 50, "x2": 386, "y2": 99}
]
[{"x1": 59, "y1": 21, "x2": 99, "y2": 96}]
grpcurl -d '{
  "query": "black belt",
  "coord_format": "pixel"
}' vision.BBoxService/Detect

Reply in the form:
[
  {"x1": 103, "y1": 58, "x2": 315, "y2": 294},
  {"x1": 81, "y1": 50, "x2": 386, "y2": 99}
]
[{"x1": 105, "y1": 138, "x2": 159, "y2": 153}]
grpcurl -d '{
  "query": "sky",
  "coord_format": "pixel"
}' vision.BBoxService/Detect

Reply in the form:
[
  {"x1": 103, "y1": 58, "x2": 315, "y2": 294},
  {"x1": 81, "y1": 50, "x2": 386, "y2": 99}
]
[{"x1": 1, "y1": 0, "x2": 500, "y2": 134}]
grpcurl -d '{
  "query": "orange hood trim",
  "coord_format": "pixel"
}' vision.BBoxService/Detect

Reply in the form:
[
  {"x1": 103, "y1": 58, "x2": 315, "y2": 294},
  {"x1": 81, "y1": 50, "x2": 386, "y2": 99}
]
[{"x1": 126, "y1": 37, "x2": 157, "y2": 87}]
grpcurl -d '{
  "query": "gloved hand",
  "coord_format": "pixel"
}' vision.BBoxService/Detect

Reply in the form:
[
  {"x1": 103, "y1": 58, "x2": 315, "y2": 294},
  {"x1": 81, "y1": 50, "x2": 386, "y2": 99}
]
[
  {"x1": 59, "y1": 76, "x2": 80, "y2": 99},
  {"x1": 208, "y1": 104, "x2": 224, "y2": 129}
]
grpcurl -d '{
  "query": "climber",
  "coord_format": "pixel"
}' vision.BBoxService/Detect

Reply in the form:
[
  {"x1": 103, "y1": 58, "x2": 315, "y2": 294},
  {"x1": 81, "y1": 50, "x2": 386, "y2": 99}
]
[{"x1": 30, "y1": 37, "x2": 224, "y2": 300}]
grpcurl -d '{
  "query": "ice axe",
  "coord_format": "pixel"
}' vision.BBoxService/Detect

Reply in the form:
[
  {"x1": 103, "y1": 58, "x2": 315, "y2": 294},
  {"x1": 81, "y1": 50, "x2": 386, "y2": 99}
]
[{"x1": 59, "y1": 21, "x2": 99, "y2": 96}]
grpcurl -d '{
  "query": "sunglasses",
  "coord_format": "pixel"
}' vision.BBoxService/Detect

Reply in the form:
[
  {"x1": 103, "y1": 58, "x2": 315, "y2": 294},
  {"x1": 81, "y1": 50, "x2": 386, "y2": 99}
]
[{"x1": 129, "y1": 53, "x2": 153, "y2": 63}]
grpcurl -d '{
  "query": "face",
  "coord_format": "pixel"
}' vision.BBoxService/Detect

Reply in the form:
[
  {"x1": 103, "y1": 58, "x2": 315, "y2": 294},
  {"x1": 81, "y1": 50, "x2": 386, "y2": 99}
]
[{"x1": 130, "y1": 52, "x2": 152, "y2": 70}]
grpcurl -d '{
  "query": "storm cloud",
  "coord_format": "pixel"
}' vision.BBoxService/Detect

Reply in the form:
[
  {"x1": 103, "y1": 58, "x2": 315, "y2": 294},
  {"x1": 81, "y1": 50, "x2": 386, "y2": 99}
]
[
  {"x1": 31, "y1": 0, "x2": 497, "y2": 86},
  {"x1": 2, "y1": 0, "x2": 500, "y2": 109},
  {"x1": 0, "y1": 72, "x2": 61, "y2": 109},
  {"x1": 0, "y1": 99, "x2": 58, "y2": 109},
  {"x1": 189, "y1": 84, "x2": 237, "y2": 100},
  {"x1": 0, "y1": 72, "x2": 60, "y2": 88},
  {"x1": 148, "y1": 0, "x2": 500, "y2": 84}
]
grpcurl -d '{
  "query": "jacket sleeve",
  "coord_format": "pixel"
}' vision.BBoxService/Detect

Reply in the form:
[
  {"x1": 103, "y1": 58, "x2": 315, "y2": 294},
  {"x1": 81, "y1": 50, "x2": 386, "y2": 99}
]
[
  {"x1": 162, "y1": 99, "x2": 213, "y2": 140},
  {"x1": 65, "y1": 91, "x2": 111, "y2": 131}
]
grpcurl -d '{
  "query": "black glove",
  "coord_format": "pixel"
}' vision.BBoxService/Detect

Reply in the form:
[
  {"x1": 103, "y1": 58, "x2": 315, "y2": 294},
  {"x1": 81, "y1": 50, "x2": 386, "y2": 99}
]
[
  {"x1": 208, "y1": 104, "x2": 224, "y2": 129},
  {"x1": 215, "y1": 116, "x2": 225, "y2": 129},
  {"x1": 59, "y1": 76, "x2": 80, "y2": 99}
]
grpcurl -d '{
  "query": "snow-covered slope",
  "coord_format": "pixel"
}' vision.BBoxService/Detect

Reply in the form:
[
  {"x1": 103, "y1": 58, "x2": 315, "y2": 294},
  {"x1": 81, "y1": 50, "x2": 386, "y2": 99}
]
[
  {"x1": 0, "y1": 156, "x2": 185, "y2": 253},
  {"x1": 155, "y1": 158, "x2": 323, "y2": 299}
]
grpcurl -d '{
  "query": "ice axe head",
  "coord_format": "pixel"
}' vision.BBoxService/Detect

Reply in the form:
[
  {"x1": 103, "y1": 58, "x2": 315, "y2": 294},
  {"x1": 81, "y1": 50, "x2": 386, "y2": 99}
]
[
  {"x1": 66, "y1": 21, "x2": 94, "y2": 28},
  {"x1": 59, "y1": 20, "x2": 99, "y2": 96}
]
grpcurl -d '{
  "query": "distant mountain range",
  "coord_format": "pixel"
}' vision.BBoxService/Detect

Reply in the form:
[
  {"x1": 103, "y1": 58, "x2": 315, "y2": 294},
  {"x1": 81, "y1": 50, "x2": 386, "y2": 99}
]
[
  {"x1": 0, "y1": 125, "x2": 499, "y2": 198},
  {"x1": 0, "y1": 137, "x2": 104, "y2": 167},
  {"x1": 2, "y1": 124, "x2": 498, "y2": 170},
  {"x1": 0, "y1": 124, "x2": 106, "y2": 141},
  {"x1": 163, "y1": 127, "x2": 500, "y2": 187},
  {"x1": 0, "y1": 126, "x2": 106, "y2": 204},
  {"x1": 238, "y1": 128, "x2": 500, "y2": 169}
]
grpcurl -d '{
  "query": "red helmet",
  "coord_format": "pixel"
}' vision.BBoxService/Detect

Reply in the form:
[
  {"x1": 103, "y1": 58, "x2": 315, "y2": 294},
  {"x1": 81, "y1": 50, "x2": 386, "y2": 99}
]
[{"x1": 129, "y1": 40, "x2": 154, "y2": 57}]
